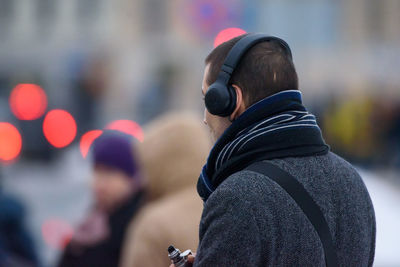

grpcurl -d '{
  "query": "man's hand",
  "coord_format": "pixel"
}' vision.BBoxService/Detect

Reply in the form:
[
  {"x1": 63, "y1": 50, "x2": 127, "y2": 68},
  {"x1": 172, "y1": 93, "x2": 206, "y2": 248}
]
[{"x1": 169, "y1": 253, "x2": 195, "y2": 267}]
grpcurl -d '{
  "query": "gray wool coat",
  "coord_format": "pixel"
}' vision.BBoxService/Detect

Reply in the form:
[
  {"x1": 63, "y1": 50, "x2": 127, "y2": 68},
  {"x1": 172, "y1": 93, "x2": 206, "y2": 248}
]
[{"x1": 194, "y1": 152, "x2": 376, "y2": 267}]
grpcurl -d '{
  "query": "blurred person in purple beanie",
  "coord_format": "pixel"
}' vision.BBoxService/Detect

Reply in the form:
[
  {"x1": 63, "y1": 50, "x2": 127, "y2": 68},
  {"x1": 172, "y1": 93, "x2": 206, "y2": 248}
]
[{"x1": 58, "y1": 131, "x2": 145, "y2": 267}]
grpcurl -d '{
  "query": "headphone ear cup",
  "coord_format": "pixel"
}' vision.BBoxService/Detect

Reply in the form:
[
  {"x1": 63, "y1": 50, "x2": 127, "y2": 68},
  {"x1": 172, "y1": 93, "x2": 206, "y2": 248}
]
[
  {"x1": 205, "y1": 82, "x2": 237, "y2": 116},
  {"x1": 205, "y1": 82, "x2": 228, "y2": 116}
]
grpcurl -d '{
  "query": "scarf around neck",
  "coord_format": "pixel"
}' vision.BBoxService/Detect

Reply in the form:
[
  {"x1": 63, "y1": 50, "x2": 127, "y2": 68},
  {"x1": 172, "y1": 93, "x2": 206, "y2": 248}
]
[{"x1": 197, "y1": 90, "x2": 329, "y2": 201}]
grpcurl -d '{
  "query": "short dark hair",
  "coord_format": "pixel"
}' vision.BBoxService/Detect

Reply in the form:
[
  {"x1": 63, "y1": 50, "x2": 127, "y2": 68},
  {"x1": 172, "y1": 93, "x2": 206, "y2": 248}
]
[{"x1": 205, "y1": 34, "x2": 299, "y2": 106}]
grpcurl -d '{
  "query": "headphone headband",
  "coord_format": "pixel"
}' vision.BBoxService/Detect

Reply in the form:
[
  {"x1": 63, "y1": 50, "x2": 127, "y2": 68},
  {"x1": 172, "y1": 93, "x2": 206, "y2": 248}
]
[
  {"x1": 205, "y1": 33, "x2": 293, "y2": 117},
  {"x1": 217, "y1": 33, "x2": 292, "y2": 85}
]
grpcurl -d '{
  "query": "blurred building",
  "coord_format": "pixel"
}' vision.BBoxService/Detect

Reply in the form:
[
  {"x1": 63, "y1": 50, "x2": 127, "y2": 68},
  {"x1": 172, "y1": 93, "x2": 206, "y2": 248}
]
[
  {"x1": 0, "y1": 0, "x2": 398, "y2": 163},
  {"x1": 1, "y1": 1, "x2": 400, "y2": 265}
]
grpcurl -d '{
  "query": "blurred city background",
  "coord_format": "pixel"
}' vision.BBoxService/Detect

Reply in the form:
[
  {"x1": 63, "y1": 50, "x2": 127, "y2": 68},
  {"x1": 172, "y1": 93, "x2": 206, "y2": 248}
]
[{"x1": 0, "y1": 0, "x2": 399, "y2": 266}]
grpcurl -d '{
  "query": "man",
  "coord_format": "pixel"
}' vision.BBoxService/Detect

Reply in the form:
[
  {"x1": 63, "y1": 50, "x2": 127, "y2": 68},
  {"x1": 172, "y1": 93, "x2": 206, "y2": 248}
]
[
  {"x1": 58, "y1": 131, "x2": 145, "y2": 267},
  {"x1": 183, "y1": 34, "x2": 376, "y2": 266}
]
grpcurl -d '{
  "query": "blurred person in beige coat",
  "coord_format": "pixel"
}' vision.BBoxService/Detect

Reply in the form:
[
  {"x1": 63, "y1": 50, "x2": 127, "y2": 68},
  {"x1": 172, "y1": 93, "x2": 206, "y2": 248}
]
[{"x1": 120, "y1": 112, "x2": 211, "y2": 267}]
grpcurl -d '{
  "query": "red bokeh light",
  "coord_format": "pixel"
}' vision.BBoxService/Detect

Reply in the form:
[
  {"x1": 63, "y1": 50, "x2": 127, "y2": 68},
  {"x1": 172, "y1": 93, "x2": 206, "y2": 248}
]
[
  {"x1": 0, "y1": 122, "x2": 22, "y2": 163},
  {"x1": 214, "y1": 27, "x2": 247, "y2": 47},
  {"x1": 42, "y1": 218, "x2": 74, "y2": 250},
  {"x1": 105, "y1": 120, "x2": 144, "y2": 142},
  {"x1": 9, "y1": 84, "x2": 48, "y2": 120},
  {"x1": 43, "y1": 110, "x2": 77, "y2": 148},
  {"x1": 80, "y1": 130, "x2": 103, "y2": 158}
]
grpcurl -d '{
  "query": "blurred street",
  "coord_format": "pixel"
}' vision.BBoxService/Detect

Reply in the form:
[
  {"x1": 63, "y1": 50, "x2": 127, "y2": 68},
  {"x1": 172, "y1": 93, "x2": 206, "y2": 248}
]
[
  {"x1": 2, "y1": 146, "x2": 92, "y2": 266},
  {"x1": 1, "y1": 146, "x2": 399, "y2": 266}
]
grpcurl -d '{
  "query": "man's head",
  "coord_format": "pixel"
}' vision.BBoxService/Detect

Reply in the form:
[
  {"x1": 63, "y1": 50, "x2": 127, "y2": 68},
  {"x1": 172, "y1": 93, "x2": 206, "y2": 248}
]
[
  {"x1": 91, "y1": 131, "x2": 141, "y2": 212},
  {"x1": 202, "y1": 33, "x2": 298, "y2": 142}
]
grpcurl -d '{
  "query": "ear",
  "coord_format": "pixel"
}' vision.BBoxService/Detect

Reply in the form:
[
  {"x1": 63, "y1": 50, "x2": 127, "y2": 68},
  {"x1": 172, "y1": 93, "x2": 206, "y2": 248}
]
[{"x1": 230, "y1": 85, "x2": 246, "y2": 121}]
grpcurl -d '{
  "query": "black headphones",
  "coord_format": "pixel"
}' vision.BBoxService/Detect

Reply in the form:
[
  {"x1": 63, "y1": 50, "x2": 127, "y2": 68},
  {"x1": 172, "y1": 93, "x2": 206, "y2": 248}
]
[{"x1": 204, "y1": 33, "x2": 293, "y2": 117}]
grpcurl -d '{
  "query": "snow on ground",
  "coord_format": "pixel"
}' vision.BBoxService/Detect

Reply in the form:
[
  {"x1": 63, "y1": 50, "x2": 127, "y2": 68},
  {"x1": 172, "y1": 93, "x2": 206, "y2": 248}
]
[{"x1": 360, "y1": 169, "x2": 400, "y2": 267}]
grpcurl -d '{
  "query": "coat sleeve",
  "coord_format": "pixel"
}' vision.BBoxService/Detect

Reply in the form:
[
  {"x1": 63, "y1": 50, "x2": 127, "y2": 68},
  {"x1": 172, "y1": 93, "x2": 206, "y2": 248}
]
[{"x1": 194, "y1": 182, "x2": 264, "y2": 267}]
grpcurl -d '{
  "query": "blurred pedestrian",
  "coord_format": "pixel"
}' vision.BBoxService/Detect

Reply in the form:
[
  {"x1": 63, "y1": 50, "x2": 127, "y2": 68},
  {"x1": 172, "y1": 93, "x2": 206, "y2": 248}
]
[
  {"x1": 58, "y1": 131, "x2": 145, "y2": 267},
  {"x1": 120, "y1": 113, "x2": 211, "y2": 267},
  {"x1": 0, "y1": 186, "x2": 39, "y2": 267},
  {"x1": 0, "y1": 168, "x2": 39, "y2": 267}
]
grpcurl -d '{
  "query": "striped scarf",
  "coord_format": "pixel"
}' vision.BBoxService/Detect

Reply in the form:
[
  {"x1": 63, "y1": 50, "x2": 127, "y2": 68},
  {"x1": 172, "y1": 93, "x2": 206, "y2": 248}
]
[{"x1": 197, "y1": 90, "x2": 329, "y2": 201}]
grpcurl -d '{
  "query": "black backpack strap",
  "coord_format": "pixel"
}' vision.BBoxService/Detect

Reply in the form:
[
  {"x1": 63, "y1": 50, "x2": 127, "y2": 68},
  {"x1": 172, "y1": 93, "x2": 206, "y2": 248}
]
[{"x1": 245, "y1": 161, "x2": 338, "y2": 267}]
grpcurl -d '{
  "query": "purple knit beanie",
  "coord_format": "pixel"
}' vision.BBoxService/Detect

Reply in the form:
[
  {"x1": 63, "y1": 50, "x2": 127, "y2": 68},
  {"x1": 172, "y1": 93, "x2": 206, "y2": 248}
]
[{"x1": 92, "y1": 131, "x2": 138, "y2": 178}]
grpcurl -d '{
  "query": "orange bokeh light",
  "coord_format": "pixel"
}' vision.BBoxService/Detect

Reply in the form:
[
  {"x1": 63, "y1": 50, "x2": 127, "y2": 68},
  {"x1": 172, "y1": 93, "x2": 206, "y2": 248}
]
[
  {"x1": 105, "y1": 120, "x2": 144, "y2": 142},
  {"x1": 9, "y1": 83, "x2": 48, "y2": 120},
  {"x1": 0, "y1": 122, "x2": 22, "y2": 163},
  {"x1": 214, "y1": 27, "x2": 247, "y2": 48},
  {"x1": 43, "y1": 110, "x2": 77, "y2": 148},
  {"x1": 42, "y1": 218, "x2": 74, "y2": 250},
  {"x1": 80, "y1": 130, "x2": 103, "y2": 158}
]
